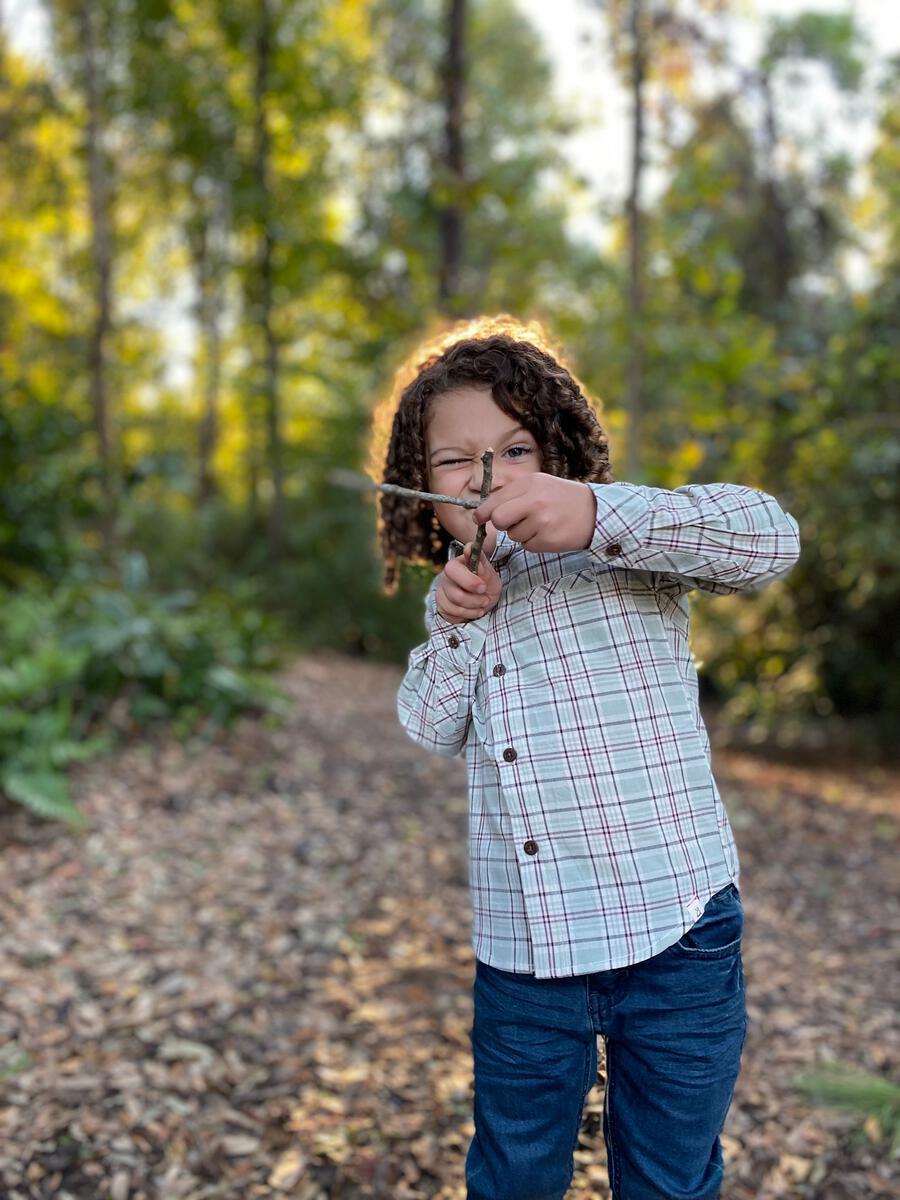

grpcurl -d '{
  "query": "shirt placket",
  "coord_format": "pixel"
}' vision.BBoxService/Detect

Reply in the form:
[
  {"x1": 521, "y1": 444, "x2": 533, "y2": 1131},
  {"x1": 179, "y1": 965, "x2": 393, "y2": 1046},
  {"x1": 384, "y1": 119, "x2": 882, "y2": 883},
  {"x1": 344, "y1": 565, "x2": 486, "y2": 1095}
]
[{"x1": 483, "y1": 580, "x2": 558, "y2": 977}]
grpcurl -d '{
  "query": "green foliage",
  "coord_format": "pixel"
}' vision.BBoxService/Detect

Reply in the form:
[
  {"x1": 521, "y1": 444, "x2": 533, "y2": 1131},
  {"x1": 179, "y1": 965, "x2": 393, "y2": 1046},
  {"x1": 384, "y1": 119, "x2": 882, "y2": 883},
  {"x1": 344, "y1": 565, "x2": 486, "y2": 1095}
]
[
  {"x1": 0, "y1": 0, "x2": 897, "y2": 802},
  {"x1": 761, "y1": 12, "x2": 868, "y2": 90},
  {"x1": 0, "y1": 556, "x2": 292, "y2": 827},
  {"x1": 786, "y1": 277, "x2": 900, "y2": 718},
  {"x1": 0, "y1": 395, "x2": 87, "y2": 586},
  {"x1": 666, "y1": 257, "x2": 900, "y2": 745},
  {"x1": 792, "y1": 1063, "x2": 900, "y2": 1155}
]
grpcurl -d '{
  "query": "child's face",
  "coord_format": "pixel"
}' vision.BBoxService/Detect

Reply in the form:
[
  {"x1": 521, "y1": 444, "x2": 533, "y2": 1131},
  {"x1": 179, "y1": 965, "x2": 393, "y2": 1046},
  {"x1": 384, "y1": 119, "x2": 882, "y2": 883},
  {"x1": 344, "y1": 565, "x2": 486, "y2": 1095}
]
[{"x1": 424, "y1": 384, "x2": 543, "y2": 552}]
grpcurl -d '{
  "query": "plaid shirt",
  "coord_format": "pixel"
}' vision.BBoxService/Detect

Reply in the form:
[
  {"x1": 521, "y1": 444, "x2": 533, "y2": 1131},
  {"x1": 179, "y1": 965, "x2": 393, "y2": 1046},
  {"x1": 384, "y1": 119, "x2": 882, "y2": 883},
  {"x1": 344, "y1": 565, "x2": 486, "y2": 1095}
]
[{"x1": 396, "y1": 481, "x2": 801, "y2": 978}]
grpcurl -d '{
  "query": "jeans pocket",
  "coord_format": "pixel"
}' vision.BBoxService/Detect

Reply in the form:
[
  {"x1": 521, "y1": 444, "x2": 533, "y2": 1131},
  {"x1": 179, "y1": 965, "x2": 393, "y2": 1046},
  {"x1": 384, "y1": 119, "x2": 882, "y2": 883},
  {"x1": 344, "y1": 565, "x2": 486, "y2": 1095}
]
[{"x1": 671, "y1": 883, "x2": 743, "y2": 959}]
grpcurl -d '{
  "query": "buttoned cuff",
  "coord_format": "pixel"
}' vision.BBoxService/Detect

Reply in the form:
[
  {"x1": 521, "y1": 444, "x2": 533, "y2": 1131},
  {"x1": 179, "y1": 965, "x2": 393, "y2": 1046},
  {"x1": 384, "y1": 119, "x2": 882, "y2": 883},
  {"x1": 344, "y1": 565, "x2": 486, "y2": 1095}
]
[
  {"x1": 415, "y1": 583, "x2": 490, "y2": 667},
  {"x1": 583, "y1": 482, "x2": 653, "y2": 564}
]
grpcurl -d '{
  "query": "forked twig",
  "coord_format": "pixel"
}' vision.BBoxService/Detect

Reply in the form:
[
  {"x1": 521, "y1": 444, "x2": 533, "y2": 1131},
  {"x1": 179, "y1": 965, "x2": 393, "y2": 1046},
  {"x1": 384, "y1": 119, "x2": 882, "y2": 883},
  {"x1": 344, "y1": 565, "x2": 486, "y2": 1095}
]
[
  {"x1": 326, "y1": 467, "x2": 480, "y2": 508},
  {"x1": 466, "y1": 448, "x2": 493, "y2": 574},
  {"x1": 327, "y1": 455, "x2": 495, "y2": 575}
]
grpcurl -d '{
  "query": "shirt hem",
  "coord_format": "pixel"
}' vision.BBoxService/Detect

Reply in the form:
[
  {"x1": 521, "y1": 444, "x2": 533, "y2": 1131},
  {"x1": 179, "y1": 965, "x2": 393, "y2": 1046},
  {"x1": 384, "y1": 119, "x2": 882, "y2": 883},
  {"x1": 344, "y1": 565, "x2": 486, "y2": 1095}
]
[{"x1": 472, "y1": 873, "x2": 741, "y2": 979}]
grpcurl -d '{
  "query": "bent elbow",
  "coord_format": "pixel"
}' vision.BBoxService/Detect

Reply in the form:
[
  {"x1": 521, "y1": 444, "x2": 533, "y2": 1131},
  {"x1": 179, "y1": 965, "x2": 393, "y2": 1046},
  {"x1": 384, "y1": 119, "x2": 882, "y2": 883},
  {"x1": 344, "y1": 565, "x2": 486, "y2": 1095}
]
[
  {"x1": 746, "y1": 512, "x2": 802, "y2": 591},
  {"x1": 397, "y1": 697, "x2": 469, "y2": 759}
]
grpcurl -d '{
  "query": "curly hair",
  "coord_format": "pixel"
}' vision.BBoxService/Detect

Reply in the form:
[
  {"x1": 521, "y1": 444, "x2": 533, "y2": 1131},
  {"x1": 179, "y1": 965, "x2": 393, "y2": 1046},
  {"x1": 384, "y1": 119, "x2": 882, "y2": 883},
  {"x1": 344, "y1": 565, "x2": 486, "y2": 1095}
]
[{"x1": 366, "y1": 313, "x2": 615, "y2": 595}]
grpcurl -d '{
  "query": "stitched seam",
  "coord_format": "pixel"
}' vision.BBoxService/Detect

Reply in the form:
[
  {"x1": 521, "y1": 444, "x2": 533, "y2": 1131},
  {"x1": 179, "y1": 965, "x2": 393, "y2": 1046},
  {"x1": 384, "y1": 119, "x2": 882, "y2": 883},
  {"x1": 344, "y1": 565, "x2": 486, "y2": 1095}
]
[
  {"x1": 674, "y1": 934, "x2": 743, "y2": 957},
  {"x1": 603, "y1": 1038, "x2": 620, "y2": 1197},
  {"x1": 565, "y1": 1034, "x2": 595, "y2": 1191}
]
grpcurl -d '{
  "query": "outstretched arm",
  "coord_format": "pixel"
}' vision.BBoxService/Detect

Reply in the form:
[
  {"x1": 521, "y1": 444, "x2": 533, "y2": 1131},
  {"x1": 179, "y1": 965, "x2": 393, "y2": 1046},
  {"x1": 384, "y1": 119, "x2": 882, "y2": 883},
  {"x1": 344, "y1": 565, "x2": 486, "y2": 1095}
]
[{"x1": 582, "y1": 480, "x2": 801, "y2": 596}]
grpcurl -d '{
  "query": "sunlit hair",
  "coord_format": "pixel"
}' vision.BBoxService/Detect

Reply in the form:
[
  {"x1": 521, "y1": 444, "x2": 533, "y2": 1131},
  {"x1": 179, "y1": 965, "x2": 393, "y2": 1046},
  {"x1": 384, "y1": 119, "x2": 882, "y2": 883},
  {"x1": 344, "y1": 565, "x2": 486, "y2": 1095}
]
[{"x1": 366, "y1": 313, "x2": 615, "y2": 595}]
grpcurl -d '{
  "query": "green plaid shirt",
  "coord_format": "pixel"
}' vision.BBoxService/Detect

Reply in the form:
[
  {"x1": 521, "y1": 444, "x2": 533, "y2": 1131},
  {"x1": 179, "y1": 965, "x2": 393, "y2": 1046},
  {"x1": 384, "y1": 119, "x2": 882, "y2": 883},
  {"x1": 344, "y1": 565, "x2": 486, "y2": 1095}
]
[{"x1": 397, "y1": 481, "x2": 801, "y2": 978}]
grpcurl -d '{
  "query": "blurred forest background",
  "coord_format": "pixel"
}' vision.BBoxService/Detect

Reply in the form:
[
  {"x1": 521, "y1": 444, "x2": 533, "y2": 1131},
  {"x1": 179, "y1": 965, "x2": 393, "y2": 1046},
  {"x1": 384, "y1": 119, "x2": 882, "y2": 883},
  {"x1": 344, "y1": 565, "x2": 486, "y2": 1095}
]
[
  {"x1": 1, "y1": 5, "x2": 899, "y2": 1197},
  {"x1": 1, "y1": 0, "x2": 898, "y2": 826}
]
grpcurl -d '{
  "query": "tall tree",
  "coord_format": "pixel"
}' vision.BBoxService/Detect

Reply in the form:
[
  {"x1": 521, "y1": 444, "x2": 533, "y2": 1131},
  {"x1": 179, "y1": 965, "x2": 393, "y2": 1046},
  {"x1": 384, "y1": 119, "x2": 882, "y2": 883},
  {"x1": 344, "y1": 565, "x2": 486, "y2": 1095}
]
[
  {"x1": 191, "y1": 186, "x2": 230, "y2": 505},
  {"x1": 47, "y1": 0, "x2": 169, "y2": 547},
  {"x1": 624, "y1": 0, "x2": 647, "y2": 485},
  {"x1": 122, "y1": 0, "x2": 239, "y2": 508},
  {"x1": 437, "y1": 0, "x2": 468, "y2": 314},
  {"x1": 250, "y1": 0, "x2": 285, "y2": 553},
  {"x1": 583, "y1": 0, "x2": 732, "y2": 481},
  {"x1": 736, "y1": 11, "x2": 866, "y2": 322},
  {"x1": 75, "y1": 0, "x2": 117, "y2": 535}
]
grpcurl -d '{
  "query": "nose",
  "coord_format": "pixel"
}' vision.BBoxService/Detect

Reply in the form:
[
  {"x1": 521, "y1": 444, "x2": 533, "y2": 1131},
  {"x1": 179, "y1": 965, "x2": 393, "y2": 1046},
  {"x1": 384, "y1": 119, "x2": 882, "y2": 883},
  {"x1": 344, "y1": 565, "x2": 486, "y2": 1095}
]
[{"x1": 469, "y1": 456, "x2": 501, "y2": 494}]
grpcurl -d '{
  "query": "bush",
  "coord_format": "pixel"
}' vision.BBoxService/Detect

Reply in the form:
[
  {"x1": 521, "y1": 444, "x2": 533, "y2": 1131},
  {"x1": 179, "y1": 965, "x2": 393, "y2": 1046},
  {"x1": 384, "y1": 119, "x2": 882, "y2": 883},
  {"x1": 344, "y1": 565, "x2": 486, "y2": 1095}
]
[{"x1": 0, "y1": 552, "x2": 292, "y2": 827}]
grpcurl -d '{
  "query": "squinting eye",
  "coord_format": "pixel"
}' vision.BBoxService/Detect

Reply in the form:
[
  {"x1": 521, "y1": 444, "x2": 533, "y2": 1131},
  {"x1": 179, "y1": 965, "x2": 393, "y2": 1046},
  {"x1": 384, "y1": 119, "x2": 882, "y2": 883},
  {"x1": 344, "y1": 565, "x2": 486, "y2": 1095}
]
[{"x1": 436, "y1": 445, "x2": 533, "y2": 467}]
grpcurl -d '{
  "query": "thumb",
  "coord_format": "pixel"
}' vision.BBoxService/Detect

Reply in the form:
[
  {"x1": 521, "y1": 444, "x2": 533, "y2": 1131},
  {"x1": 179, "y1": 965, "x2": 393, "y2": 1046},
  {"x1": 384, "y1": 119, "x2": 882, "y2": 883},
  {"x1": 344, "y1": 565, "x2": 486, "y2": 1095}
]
[
  {"x1": 464, "y1": 542, "x2": 494, "y2": 579},
  {"x1": 462, "y1": 541, "x2": 482, "y2": 573}
]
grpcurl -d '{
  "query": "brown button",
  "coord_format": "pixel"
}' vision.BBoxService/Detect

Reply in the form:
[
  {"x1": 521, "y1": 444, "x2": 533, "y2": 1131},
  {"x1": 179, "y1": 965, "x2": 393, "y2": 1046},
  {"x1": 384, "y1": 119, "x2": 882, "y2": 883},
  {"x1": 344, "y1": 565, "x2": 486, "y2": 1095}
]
[
  {"x1": 523, "y1": 840, "x2": 538, "y2": 855},
  {"x1": 605, "y1": 542, "x2": 623, "y2": 556},
  {"x1": 492, "y1": 663, "x2": 506, "y2": 676},
  {"x1": 502, "y1": 747, "x2": 517, "y2": 762},
  {"x1": 447, "y1": 635, "x2": 460, "y2": 648}
]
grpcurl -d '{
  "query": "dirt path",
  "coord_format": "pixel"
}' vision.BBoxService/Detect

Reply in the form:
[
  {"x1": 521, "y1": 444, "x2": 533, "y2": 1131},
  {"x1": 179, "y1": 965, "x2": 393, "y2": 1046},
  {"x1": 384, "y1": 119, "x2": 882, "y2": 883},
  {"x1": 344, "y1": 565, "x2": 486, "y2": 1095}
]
[{"x1": 0, "y1": 651, "x2": 897, "y2": 1199}]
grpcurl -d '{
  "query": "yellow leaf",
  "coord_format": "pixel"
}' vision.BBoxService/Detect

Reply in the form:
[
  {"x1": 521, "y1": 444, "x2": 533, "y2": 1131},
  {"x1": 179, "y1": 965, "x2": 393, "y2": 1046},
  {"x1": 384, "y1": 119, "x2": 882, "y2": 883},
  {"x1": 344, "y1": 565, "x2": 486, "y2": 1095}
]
[
  {"x1": 863, "y1": 1114, "x2": 882, "y2": 1143},
  {"x1": 268, "y1": 1147, "x2": 308, "y2": 1189}
]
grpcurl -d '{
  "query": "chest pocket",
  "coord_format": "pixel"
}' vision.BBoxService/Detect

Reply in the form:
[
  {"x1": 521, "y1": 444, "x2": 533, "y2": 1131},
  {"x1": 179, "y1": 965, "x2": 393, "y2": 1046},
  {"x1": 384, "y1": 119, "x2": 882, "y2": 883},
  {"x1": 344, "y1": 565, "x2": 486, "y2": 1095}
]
[
  {"x1": 503, "y1": 551, "x2": 593, "y2": 605},
  {"x1": 507, "y1": 559, "x2": 663, "y2": 673}
]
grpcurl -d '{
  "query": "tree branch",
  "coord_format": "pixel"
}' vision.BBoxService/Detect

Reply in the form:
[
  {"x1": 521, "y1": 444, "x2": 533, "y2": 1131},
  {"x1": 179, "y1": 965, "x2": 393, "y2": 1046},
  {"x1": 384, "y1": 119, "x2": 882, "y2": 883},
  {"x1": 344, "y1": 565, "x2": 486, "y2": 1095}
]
[
  {"x1": 328, "y1": 450, "x2": 495, "y2": 575},
  {"x1": 467, "y1": 448, "x2": 493, "y2": 573},
  {"x1": 327, "y1": 466, "x2": 480, "y2": 509}
]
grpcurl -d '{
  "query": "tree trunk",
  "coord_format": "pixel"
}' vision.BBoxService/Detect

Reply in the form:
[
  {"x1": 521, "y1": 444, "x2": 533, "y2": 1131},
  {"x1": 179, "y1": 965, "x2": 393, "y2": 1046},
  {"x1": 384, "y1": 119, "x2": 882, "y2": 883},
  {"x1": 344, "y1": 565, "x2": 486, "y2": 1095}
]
[
  {"x1": 758, "y1": 70, "x2": 795, "y2": 311},
  {"x1": 437, "y1": 0, "x2": 467, "y2": 314},
  {"x1": 191, "y1": 203, "x2": 225, "y2": 506},
  {"x1": 253, "y1": 0, "x2": 285, "y2": 556},
  {"x1": 79, "y1": 0, "x2": 116, "y2": 539},
  {"x1": 624, "y1": 0, "x2": 646, "y2": 483}
]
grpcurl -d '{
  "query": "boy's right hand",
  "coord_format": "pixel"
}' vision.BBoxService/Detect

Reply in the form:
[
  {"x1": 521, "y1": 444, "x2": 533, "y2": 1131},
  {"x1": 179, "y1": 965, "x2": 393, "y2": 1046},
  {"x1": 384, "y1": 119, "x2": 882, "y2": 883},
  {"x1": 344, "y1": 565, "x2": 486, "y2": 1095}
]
[{"x1": 435, "y1": 542, "x2": 502, "y2": 624}]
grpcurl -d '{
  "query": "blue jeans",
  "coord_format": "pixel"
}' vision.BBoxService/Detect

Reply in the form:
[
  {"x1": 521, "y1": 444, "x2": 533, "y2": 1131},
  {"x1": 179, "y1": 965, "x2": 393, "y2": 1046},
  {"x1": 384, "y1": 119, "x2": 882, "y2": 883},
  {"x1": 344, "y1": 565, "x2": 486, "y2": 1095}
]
[{"x1": 466, "y1": 883, "x2": 747, "y2": 1200}]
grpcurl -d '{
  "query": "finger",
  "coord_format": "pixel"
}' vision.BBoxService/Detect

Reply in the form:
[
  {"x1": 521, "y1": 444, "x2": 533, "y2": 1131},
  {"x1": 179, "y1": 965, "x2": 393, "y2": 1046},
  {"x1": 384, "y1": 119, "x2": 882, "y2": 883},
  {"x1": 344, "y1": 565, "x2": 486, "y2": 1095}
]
[
  {"x1": 463, "y1": 542, "x2": 498, "y2": 578},
  {"x1": 512, "y1": 522, "x2": 538, "y2": 547},
  {"x1": 472, "y1": 483, "x2": 528, "y2": 528},
  {"x1": 437, "y1": 594, "x2": 490, "y2": 622},
  {"x1": 471, "y1": 549, "x2": 497, "y2": 577},
  {"x1": 447, "y1": 554, "x2": 488, "y2": 593},
  {"x1": 442, "y1": 579, "x2": 487, "y2": 612}
]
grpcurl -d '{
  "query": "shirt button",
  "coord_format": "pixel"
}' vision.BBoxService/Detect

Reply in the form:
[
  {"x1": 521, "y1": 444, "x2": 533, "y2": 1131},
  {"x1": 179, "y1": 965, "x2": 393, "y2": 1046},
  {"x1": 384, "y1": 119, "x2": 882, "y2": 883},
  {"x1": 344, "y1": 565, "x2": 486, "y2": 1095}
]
[
  {"x1": 447, "y1": 635, "x2": 460, "y2": 648},
  {"x1": 523, "y1": 840, "x2": 538, "y2": 855},
  {"x1": 605, "y1": 542, "x2": 623, "y2": 556},
  {"x1": 492, "y1": 663, "x2": 506, "y2": 676},
  {"x1": 502, "y1": 747, "x2": 517, "y2": 762}
]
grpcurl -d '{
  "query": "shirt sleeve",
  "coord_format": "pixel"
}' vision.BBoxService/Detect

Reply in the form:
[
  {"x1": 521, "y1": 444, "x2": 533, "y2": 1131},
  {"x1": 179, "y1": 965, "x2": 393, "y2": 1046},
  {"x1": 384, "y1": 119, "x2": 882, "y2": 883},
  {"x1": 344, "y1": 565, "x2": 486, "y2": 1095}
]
[
  {"x1": 396, "y1": 573, "x2": 491, "y2": 759},
  {"x1": 582, "y1": 480, "x2": 801, "y2": 596}
]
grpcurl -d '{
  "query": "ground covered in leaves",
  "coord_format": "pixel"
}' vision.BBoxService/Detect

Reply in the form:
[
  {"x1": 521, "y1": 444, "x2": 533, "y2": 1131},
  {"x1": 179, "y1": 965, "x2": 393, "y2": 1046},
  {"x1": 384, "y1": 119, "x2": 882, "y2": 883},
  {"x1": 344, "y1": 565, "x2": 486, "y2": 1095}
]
[{"x1": 0, "y1": 651, "x2": 898, "y2": 1199}]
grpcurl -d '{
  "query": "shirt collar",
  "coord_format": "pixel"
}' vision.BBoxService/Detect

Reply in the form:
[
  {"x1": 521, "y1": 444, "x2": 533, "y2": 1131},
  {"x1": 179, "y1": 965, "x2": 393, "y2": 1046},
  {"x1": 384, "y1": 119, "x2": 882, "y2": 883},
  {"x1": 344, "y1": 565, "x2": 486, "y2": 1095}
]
[
  {"x1": 489, "y1": 528, "x2": 515, "y2": 569},
  {"x1": 446, "y1": 529, "x2": 516, "y2": 569}
]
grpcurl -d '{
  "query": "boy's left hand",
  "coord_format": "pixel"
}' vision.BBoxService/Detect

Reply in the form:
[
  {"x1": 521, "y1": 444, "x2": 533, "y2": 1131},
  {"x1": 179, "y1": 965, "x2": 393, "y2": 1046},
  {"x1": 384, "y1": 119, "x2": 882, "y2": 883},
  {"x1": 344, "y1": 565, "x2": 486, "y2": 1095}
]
[{"x1": 471, "y1": 474, "x2": 596, "y2": 554}]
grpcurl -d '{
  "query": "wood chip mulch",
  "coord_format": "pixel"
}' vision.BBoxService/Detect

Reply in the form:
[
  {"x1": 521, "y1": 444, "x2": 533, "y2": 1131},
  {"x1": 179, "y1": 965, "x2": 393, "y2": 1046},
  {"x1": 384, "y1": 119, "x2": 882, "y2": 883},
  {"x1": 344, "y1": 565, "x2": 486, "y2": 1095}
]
[{"x1": 0, "y1": 650, "x2": 897, "y2": 1199}]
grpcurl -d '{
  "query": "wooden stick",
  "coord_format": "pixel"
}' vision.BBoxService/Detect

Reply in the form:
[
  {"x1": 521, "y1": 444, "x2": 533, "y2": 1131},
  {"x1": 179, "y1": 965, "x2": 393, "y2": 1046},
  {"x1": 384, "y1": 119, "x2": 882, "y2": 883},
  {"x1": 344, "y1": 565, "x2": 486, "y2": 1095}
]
[
  {"x1": 466, "y1": 448, "x2": 493, "y2": 574},
  {"x1": 327, "y1": 455, "x2": 495, "y2": 576},
  {"x1": 326, "y1": 467, "x2": 480, "y2": 509}
]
